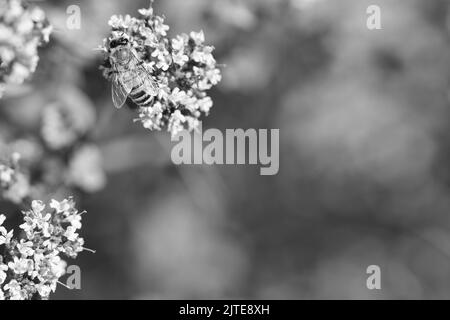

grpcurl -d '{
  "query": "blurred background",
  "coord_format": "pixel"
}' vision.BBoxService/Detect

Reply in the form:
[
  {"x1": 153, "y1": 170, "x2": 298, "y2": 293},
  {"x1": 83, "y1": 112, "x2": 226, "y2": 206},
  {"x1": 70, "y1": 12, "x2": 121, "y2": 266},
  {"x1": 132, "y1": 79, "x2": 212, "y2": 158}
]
[{"x1": 1, "y1": 0, "x2": 450, "y2": 299}]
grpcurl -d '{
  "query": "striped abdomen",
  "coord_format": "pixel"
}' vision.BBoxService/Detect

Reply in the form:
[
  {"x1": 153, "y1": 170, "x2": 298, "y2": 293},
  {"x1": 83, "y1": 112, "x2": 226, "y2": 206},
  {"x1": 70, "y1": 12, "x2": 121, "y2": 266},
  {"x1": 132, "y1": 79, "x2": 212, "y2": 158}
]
[{"x1": 129, "y1": 85, "x2": 154, "y2": 108}]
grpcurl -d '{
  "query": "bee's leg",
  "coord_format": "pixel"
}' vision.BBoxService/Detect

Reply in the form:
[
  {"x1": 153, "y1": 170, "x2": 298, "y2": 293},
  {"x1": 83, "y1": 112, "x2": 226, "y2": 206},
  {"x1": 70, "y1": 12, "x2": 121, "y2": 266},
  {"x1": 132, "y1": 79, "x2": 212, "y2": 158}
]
[{"x1": 127, "y1": 101, "x2": 140, "y2": 111}]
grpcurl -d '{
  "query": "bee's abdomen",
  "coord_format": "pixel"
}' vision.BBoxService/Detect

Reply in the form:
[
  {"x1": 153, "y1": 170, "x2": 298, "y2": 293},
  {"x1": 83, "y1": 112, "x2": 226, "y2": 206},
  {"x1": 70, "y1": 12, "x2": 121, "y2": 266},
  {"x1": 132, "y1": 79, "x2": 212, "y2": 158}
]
[{"x1": 130, "y1": 86, "x2": 154, "y2": 108}]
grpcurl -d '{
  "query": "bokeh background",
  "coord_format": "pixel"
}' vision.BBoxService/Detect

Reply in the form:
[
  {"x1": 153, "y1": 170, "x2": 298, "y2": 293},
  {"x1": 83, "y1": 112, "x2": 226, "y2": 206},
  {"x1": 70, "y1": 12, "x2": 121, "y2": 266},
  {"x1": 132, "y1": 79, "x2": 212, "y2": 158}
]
[{"x1": 1, "y1": 0, "x2": 450, "y2": 299}]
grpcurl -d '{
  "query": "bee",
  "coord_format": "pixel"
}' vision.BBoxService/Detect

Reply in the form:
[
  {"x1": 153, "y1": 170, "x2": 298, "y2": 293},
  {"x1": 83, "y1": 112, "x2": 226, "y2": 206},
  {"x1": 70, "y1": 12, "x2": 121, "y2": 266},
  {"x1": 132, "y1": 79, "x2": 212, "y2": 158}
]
[{"x1": 108, "y1": 37, "x2": 158, "y2": 109}]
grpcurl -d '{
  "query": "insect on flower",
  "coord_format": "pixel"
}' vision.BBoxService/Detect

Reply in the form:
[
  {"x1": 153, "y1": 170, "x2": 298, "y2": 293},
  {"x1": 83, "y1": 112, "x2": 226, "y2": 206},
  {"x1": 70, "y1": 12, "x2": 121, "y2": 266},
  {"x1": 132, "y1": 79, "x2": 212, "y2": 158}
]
[
  {"x1": 108, "y1": 34, "x2": 158, "y2": 109},
  {"x1": 100, "y1": 3, "x2": 221, "y2": 136}
]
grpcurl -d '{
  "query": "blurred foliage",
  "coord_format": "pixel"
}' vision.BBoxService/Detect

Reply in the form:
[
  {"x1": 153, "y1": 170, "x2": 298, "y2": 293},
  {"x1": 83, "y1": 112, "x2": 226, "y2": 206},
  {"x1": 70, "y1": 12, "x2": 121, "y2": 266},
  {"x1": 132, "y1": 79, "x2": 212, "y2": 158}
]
[{"x1": 0, "y1": 0, "x2": 450, "y2": 299}]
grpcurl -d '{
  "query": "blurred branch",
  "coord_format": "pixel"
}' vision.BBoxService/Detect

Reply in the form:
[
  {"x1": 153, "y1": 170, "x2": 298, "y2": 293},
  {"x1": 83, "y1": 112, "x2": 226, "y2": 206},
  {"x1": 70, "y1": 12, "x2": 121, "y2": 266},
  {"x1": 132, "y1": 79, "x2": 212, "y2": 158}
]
[
  {"x1": 154, "y1": 133, "x2": 229, "y2": 215},
  {"x1": 100, "y1": 134, "x2": 170, "y2": 174}
]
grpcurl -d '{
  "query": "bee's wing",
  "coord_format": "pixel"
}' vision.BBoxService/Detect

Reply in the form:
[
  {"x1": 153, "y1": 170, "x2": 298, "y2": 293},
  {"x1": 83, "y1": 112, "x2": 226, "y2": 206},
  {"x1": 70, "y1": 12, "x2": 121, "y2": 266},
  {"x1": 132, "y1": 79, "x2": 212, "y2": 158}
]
[
  {"x1": 139, "y1": 65, "x2": 158, "y2": 96},
  {"x1": 130, "y1": 51, "x2": 158, "y2": 96},
  {"x1": 112, "y1": 74, "x2": 132, "y2": 109}
]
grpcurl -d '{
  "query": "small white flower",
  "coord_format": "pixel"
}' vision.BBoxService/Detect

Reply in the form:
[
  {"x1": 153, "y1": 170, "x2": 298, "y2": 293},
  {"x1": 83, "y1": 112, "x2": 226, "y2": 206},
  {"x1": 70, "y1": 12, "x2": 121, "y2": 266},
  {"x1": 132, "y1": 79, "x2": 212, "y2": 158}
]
[
  {"x1": 33, "y1": 210, "x2": 51, "y2": 230},
  {"x1": 153, "y1": 16, "x2": 169, "y2": 36},
  {"x1": 16, "y1": 17, "x2": 33, "y2": 34},
  {"x1": 48, "y1": 255, "x2": 67, "y2": 278},
  {"x1": 169, "y1": 88, "x2": 188, "y2": 104},
  {"x1": 140, "y1": 26, "x2": 158, "y2": 46},
  {"x1": 20, "y1": 216, "x2": 36, "y2": 236},
  {"x1": 190, "y1": 30, "x2": 205, "y2": 45},
  {"x1": 0, "y1": 165, "x2": 14, "y2": 186},
  {"x1": 173, "y1": 52, "x2": 189, "y2": 66},
  {"x1": 168, "y1": 110, "x2": 187, "y2": 137},
  {"x1": 172, "y1": 35, "x2": 186, "y2": 51},
  {"x1": 64, "y1": 225, "x2": 79, "y2": 242},
  {"x1": 0, "y1": 263, "x2": 8, "y2": 284},
  {"x1": 192, "y1": 46, "x2": 216, "y2": 65},
  {"x1": 41, "y1": 25, "x2": 52, "y2": 43},
  {"x1": 66, "y1": 214, "x2": 82, "y2": 230},
  {"x1": 66, "y1": 145, "x2": 106, "y2": 193},
  {"x1": 0, "y1": 0, "x2": 50, "y2": 93},
  {"x1": 42, "y1": 238, "x2": 59, "y2": 251},
  {"x1": 8, "y1": 256, "x2": 33, "y2": 275},
  {"x1": 0, "y1": 227, "x2": 13, "y2": 245},
  {"x1": 102, "y1": 3, "x2": 221, "y2": 137},
  {"x1": 198, "y1": 97, "x2": 213, "y2": 114},
  {"x1": 17, "y1": 240, "x2": 34, "y2": 257},
  {"x1": 108, "y1": 14, "x2": 133, "y2": 29},
  {"x1": 4, "y1": 280, "x2": 25, "y2": 300},
  {"x1": 50, "y1": 199, "x2": 72, "y2": 214},
  {"x1": 2, "y1": 172, "x2": 29, "y2": 204},
  {"x1": 138, "y1": 7, "x2": 153, "y2": 17},
  {"x1": 0, "y1": 197, "x2": 90, "y2": 300},
  {"x1": 35, "y1": 283, "x2": 52, "y2": 298}
]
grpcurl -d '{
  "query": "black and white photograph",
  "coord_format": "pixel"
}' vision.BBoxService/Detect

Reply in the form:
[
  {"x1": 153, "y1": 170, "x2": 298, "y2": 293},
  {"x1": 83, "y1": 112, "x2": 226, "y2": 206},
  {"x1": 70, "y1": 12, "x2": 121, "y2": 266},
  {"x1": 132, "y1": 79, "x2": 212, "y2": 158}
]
[{"x1": 0, "y1": 0, "x2": 449, "y2": 305}]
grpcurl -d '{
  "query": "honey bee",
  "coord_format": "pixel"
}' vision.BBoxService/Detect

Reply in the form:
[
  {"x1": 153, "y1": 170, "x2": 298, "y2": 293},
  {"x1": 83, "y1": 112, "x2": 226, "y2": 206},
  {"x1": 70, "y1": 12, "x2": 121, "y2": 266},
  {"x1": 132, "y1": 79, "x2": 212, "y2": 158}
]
[{"x1": 108, "y1": 37, "x2": 158, "y2": 109}]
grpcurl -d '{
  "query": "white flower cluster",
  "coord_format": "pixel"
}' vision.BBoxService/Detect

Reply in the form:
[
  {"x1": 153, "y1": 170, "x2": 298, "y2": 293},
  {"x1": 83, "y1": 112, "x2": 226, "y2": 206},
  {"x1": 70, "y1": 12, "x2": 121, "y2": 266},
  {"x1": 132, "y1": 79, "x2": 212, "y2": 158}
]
[
  {"x1": 41, "y1": 104, "x2": 82, "y2": 151},
  {"x1": 66, "y1": 144, "x2": 106, "y2": 193},
  {"x1": 0, "y1": 198, "x2": 88, "y2": 300},
  {"x1": 100, "y1": 3, "x2": 222, "y2": 137},
  {"x1": 39, "y1": 100, "x2": 106, "y2": 193},
  {"x1": 0, "y1": 0, "x2": 52, "y2": 98}
]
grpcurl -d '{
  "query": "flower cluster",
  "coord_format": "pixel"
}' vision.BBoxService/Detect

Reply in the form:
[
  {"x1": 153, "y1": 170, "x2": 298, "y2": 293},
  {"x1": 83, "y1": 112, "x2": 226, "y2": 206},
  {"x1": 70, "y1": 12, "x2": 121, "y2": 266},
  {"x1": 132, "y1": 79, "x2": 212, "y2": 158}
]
[
  {"x1": 0, "y1": 0, "x2": 52, "y2": 98},
  {"x1": 0, "y1": 198, "x2": 89, "y2": 300},
  {"x1": 100, "y1": 2, "x2": 222, "y2": 137},
  {"x1": 39, "y1": 98, "x2": 106, "y2": 193},
  {"x1": 1, "y1": 134, "x2": 105, "y2": 203},
  {"x1": 66, "y1": 144, "x2": 106, "y2": 193}
]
